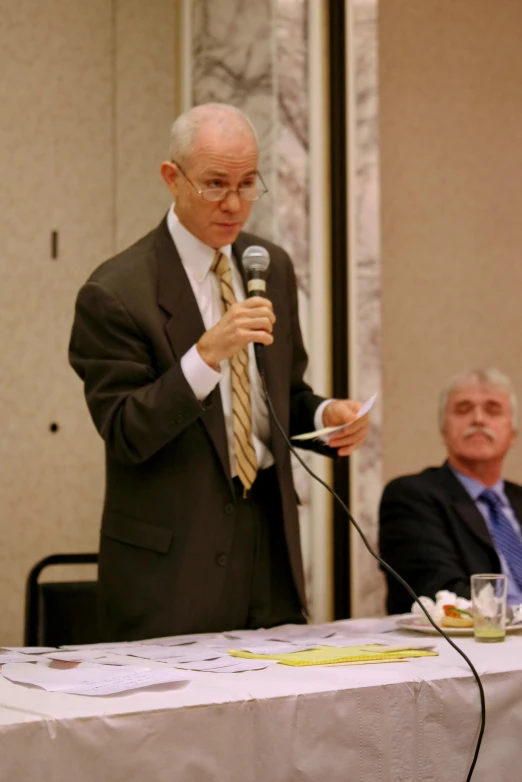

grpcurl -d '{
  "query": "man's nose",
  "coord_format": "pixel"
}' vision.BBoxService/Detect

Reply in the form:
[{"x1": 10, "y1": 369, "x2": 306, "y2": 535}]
[
  {"x1": 220, "y1": 190, "x2": 242, "y2": 211},
  {"x1": 472, "y1": 405, "x2": 486, "y2": 423}
]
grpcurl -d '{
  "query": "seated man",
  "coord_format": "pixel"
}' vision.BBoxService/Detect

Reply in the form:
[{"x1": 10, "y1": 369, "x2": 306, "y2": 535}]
[{"x1": 379, "y1": 368, "x2": 522, "y2": 615}]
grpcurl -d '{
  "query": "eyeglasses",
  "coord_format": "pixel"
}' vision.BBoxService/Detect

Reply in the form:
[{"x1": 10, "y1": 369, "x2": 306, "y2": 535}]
[{"x1": 172, "y1": 162, "x2": 268, "y2": 202}]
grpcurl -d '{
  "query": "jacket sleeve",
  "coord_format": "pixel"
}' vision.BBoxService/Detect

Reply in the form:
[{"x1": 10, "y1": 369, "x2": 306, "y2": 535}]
[
  {"x1": 284, "y1": 254, "x2": 336, "y2": 459},
  {"x1": 379, "y1": 478, "x2": 472, "y2": 613},
  {"x1": 69, "y1": 280, "x2": 211, "y2": 465}
]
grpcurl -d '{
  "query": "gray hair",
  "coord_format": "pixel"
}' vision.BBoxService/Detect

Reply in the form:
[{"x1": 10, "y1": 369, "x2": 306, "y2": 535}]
[
  {"x1": 438, "y1": 368, "x2": 518, "y2": 430},
  {"x1": 168, "y1": 103, "x2": 258, "y2": 164}
]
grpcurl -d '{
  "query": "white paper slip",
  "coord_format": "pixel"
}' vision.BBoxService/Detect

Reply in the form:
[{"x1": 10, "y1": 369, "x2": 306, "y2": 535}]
[
  {"x1": 173, "y1": 657, "x2": 242, "y2": 671},
  {"x1": 45, "y1": 650, "x2": 112, "y2": 663},
  {"x1": 1, "y1": 663, "x2": 192, "y2": 696},
  {"x1": 0, "y1": 653, "x2": 43, "y2": 664},
  {"x1": 125, "y1": 646, "x2": 221, "y2": 662},
  {"x1": 236, "y1": 643, "x2": 319, "y2": 655},
  {"x1": 255, "y1": 624, "x2": 337, "y2": 642},
  {"x1": 3, "y1": 647, "x2": 57, "y2": 654},
  {"x1": 173, "y1": 658, "x2": 276, "y2": 673},
  {"x1": 291, "y1": 393, "x2": 377, "y2": 441},
  {"x1": 140, "y1": 633, "x2": 220, "y2": 646},
  {"x1": 210, "y1": 660, "x2": 277, "y2": 673},
  {"x1": 224, "y1": 630, "x2": 274, "y2": 641},
  {"x1": 330, "y1": 615, "x2": 402, "y2": 635},
  {"x1": 59, "y1": 641, "x2": 145, "y2": 652}
]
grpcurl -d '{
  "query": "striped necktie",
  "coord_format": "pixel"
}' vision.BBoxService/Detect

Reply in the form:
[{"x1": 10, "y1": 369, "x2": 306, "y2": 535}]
[
  {"x1": 479, "y1": 488, "x2": 522, "y2": 591},
  {"x1": 211, "y1": 251, "x2": 257, "y2": 493}
]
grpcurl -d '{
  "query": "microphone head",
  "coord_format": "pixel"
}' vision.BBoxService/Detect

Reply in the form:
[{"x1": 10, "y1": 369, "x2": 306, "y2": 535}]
[{"x1": 242, "y1": 245, "x2": 270, "y2": 275}]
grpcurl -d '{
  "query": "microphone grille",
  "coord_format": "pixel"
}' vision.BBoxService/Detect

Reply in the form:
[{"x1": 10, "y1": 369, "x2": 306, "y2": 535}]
[{"x1": 242, "y1": 245, "x2": 270, "y2": 273}]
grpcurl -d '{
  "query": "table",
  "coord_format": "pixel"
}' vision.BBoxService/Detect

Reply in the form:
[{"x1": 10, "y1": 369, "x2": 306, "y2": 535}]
[{"x1": 1, "y1": 616, "x2": 522, "y2": 781}]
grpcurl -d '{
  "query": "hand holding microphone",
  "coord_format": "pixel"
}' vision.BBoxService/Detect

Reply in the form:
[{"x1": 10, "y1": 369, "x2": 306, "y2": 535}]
[{"x1": 196, "y1": 246, "x2": 273, "y2": 370}]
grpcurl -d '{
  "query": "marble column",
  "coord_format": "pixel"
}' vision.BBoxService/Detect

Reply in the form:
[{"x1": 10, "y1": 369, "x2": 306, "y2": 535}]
[{"x1": 348, "y1": 0, "x2": 385, "y2": 616}]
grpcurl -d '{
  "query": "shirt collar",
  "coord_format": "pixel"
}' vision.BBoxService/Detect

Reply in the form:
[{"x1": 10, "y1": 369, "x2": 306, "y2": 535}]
[
  {"x1": 449, "y1": 465, "x2": 508, "y2": 506},
  {"x1": 166, "y1": 206, "x2": 232, "y2": 281}
]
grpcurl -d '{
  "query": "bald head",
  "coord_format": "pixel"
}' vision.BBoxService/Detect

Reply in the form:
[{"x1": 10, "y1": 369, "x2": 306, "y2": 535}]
[{"x1": 168, "y1": 103, "x2": 258, "y2": 165}]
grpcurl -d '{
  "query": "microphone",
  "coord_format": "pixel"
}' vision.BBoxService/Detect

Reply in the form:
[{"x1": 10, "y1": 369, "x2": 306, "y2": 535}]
[
  {"x1": 242, "y1": 245, "x2": 271, "y2": 374},
  {"x1": 242, "y1": 245, "x2": 270, "y2": 298}
]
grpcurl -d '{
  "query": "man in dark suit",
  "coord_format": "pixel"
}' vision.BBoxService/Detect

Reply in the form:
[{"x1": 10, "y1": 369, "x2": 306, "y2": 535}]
[
  {"x1": 69, "y1": 103, "x2": 369, "y2": 641},
  {"x1": 379, "y1": 368, "x2": 522, "y2": 615}
]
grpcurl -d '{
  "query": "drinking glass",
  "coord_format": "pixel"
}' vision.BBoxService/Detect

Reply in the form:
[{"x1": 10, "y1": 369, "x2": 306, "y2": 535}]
[{"x1": 471, "y1": 574, "x2": 507, "y2": 643}]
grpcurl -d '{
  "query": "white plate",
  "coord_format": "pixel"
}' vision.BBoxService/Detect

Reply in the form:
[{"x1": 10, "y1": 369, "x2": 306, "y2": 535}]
[{"x1": 396, "y1": 615, "x2": 522, "y2": 636}]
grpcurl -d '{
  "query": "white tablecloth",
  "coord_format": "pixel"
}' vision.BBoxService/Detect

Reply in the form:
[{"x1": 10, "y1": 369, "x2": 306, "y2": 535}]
[{"x1": 1, "y1": 617, "x2": 522, "y2": 782}]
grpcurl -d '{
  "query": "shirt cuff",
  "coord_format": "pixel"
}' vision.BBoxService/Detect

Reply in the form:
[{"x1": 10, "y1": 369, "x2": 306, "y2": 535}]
[
  {"x1": 314, "y1": 398, "x2": 334, "y2": 432},
  {"x1": 181, "y1": 344, "x2": 221, "y2": 401}
]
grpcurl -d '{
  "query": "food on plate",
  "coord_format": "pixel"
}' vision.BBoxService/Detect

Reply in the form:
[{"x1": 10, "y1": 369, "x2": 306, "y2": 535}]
[
  {"x1": 411, "y1": 591, "x2": 474, "y2": 627},
  {"x1": 440, "y1": 604, "x2": 474, "y2": 628}
]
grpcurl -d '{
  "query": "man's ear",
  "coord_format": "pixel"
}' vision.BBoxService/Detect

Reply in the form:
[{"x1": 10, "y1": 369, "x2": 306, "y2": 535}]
[{"x1": 160, "y1": 161, "x2": 179, "y2": 195}]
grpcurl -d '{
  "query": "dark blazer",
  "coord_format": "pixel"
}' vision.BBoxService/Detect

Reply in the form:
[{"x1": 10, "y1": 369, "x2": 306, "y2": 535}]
[
  {"x1": 378, "y1": 462, "x2": 522, "y2": 615},
  {"x1": 69, "y1": 217, "x2": 331, "y2": 641}
]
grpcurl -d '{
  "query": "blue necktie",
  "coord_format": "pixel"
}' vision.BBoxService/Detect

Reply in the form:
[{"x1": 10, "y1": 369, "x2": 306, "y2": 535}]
[{"x1": 479, "y1": 489, "x2": 522, "y2": 591}]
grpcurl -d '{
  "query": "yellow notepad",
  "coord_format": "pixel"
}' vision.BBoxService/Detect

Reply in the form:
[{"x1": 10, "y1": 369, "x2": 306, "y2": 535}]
[{"x1": 229, "y1": 645, "x2": 438, "y2": 666}]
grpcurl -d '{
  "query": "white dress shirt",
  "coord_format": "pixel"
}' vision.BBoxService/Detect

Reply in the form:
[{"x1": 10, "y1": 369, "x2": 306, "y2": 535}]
[{"x1": 167, "y1": 208, "x2": 327, "y2": 476}]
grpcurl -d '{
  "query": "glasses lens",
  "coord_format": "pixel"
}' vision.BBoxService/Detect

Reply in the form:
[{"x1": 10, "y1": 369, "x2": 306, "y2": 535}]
[
  {"x1": 239, "y1": 187, "x2": 260, "y2": 201},
  {"x1": 200, "y1": 184, "x2": 266, "y2": 202},
  {"x1": 201, "y1": 189, "x2": 227, "y2": 202}
]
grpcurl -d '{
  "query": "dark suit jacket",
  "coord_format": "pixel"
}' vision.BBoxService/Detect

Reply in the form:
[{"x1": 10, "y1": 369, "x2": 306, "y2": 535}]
[
  {"x1": 378, "y1": 462, "x2": 522, "y2": 615},
  {"x1": 69, "y1": 216, "x2": 331, "y2": 641}
]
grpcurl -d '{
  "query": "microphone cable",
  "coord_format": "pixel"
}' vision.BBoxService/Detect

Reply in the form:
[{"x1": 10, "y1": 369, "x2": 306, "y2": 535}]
[{"x1": 259, "y1": 371, "x2": 485, "y2": 782}]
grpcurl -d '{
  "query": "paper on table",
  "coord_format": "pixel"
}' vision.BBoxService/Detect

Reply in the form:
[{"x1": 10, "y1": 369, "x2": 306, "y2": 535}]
[
  {"x1": 3, "y1": 647, "x2": 57, "y2": 654},
  {"x1": 0, "y1": 653, "x2": 44, "y2": 664},
  {"x1": 329, "y1": 615, "x2": 403, "y2": 634},
  {"x1": 230, "y1": 644, "x2": 438, "y2": 666},
  {"x1": 1, "y1": 663, "x2": 192, "y2": 696},
  {"x1": 59, "y1": 641, "x2": 148, "y2": 652},
  {"x1": 45, "y1": 650, "x2": 115, "y2": 663},
  {"x1": 140, "y1": 633, "x2": 221, "y2": 647},
  {"x1": 207, "y1": 660, "x2": 277, "y2": 673},
  {"x1": 172, "y1": 657, "x2": 243, "y2": 671},
  {"x1": 172, "y1": 657, "x2": 276, "y2": 672},
  {"x1": 288, "y1": 634, "x2": 436, "y2": 651},
  {"x1": 291, "y1": 393, "x2": 377, "y2": 441},
  {"x1": 125, "y1": 646, "x2": 221, "y2": 662},
  {"x1": 237, "y1": 642, "x2": 319, "y2": 655}
]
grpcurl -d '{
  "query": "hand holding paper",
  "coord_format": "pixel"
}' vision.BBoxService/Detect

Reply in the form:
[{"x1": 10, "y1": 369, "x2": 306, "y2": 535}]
[{"x1": 292, "y1": 393, "x2": 376, "y2": 456}]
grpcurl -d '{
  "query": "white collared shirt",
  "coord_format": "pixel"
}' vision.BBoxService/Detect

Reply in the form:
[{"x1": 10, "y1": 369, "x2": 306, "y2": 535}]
[{"x1": 168, "y1": 208, "x2": 274, "y2": 473}]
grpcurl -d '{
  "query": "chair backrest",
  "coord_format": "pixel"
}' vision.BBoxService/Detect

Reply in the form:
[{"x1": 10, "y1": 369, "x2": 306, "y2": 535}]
[{"x1": 24, "y1": 553, "x2": 99, "y2": 647}]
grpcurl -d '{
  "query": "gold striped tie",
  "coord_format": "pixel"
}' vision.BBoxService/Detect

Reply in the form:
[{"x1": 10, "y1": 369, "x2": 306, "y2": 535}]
[{"x1": 211, "y1": 251, "x2": 258, "y2": 492}]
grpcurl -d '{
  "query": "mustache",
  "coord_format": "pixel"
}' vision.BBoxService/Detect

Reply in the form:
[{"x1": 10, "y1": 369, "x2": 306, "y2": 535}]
[{"x1": 463, "y1": 425, "x2": 496, "y2": 441}]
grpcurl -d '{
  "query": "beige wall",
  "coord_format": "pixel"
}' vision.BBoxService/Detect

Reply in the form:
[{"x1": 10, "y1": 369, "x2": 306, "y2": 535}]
[
  {"x1": 380, "y1": 0, "x2": 522, "y2": 485},
  {"x1": 0, "y1": 0, "x2": 175, "y2": 644}
]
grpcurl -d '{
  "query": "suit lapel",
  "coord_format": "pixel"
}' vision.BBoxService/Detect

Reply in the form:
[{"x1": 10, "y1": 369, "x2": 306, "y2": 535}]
[
  {"x1": 154, "y1": 218, "x2": 231, "y2": 482},
  {"x1": 438, "y1": 463, "x2": 495, "y2": 549},
  {"x1": 504, "y1": 483, "x2": 522, "y2": 533}
]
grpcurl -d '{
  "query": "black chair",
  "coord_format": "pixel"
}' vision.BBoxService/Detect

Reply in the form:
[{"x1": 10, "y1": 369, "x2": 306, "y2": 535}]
[{"x1": 24, "y1": 553, "x2": 100, "y2": 647}]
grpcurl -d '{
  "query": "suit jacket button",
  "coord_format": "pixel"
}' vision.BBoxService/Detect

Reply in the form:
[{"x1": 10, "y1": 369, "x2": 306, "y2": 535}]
[
  {"x1": 176, "y1": 413, "x2": 185, "y2": 423},
  {"x1": 224, "y1": 503, "x2": 234, "y2": 515},
  {"x1": 216, "y1": 554, "x2": 227, "y2": 567}
]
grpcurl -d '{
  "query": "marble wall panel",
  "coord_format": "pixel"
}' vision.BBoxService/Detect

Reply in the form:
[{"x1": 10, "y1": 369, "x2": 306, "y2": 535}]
[
  {"x1": 349, "y1": 0, "x2": 385, "y2": 616},
  {"x1": 192, "y1": 0, "x2": 276, "y2": 239}
]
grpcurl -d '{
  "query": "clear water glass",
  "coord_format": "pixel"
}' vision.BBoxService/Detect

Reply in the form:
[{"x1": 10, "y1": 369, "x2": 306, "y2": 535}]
[{"x1": 471, "y1": 574, "x2": 507, "y2": 643}]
